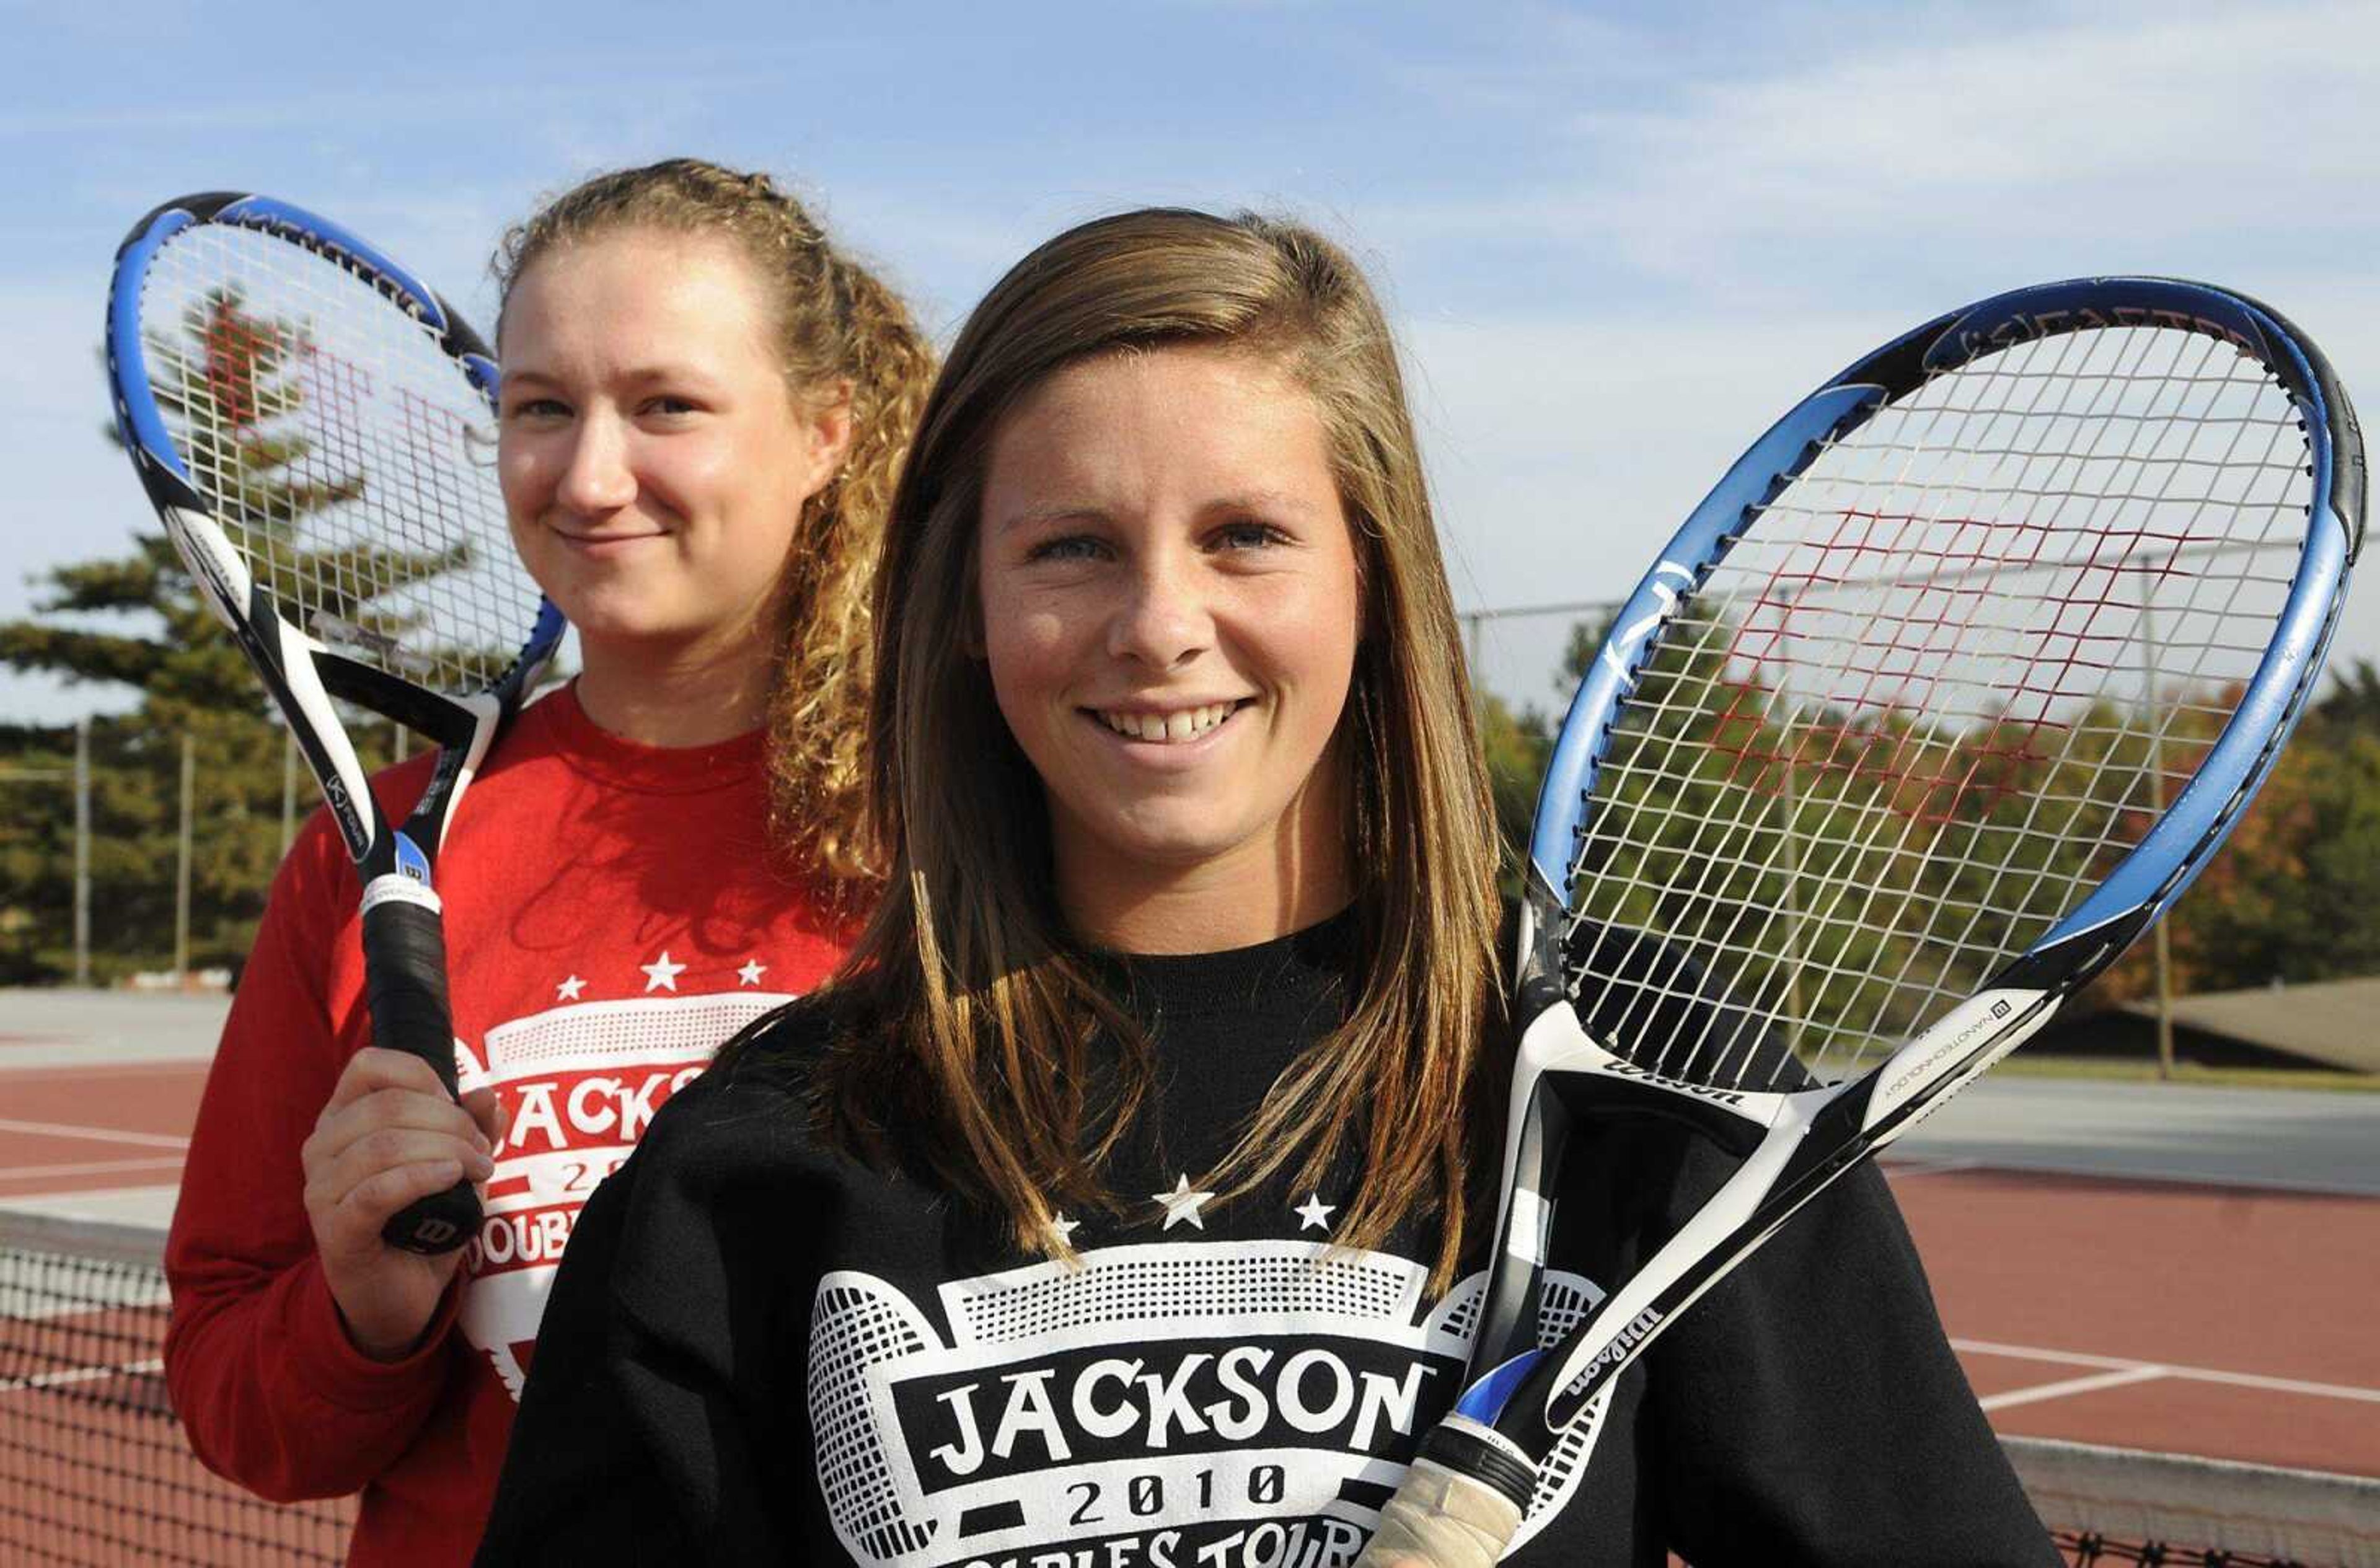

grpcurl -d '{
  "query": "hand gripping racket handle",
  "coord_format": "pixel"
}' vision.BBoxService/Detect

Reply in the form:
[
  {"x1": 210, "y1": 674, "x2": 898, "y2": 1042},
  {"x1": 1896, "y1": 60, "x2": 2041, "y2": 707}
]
[
  {"x1": 361, "y1": 879, "x2": 480, "y2": 1256},
  {"x1": 1354, "y1": 1462, "x2": 1522, "y2": 1566},
  {"x1": 1355, "y1": 1425, "x2": 1531, "y2": 1566}
]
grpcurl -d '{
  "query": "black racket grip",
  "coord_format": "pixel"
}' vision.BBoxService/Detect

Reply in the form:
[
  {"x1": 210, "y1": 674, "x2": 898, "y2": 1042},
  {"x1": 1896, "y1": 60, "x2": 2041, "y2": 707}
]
[{"x1": 361, "y1": 888, "x2": 480, "y2": 1256}]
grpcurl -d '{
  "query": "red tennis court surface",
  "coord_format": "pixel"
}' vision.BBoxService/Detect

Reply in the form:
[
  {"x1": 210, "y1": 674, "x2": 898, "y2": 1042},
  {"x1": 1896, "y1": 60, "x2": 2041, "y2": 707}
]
[
  {"x1": 0, "y1": 1061, "x2": 207, "y2": 1204},
  {"x1": 5, "y1": 1052, "x2": 2376, "y2": 1486},
  {"x1": 1889, "y1": 1159, "x2": 2380, "y2": 1479}
]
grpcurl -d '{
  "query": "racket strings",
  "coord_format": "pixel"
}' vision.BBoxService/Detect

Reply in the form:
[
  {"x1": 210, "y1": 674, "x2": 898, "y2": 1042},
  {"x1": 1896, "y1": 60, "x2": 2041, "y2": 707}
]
[
  {"x1": 1637, "y1": 325, "x2": 2285, "y2": 1085},
  {"x1": 1567, "y1": 322, "x2": 2161, "y2": 1081},
  {"x1": 1851, "y1": 331, "x2": 2303, "y2": 1029},
  {"x1": 1682, "y1": 323, "x2": 2286, "y2": 1077},
  {"x1": 1564, "y1": 322, "x2": 2311, "y2": 1092},
  {"x1": 134, "y1": 220, "x2": 543, "y2": 695},
  {"x1": 1787, "y1": 326, "x2": 2218, "y2": 1050}
]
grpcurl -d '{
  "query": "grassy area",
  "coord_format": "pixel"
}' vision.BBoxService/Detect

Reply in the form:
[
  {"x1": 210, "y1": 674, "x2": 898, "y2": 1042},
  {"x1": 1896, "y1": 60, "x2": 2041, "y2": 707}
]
[{"x1": 1998, "y1": 1055, "x2": 2380, "y2": 1093}]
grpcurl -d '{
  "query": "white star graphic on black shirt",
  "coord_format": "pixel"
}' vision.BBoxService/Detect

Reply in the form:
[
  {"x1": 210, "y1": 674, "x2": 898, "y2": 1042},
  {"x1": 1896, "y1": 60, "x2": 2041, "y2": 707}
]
[
  {"x1": 1294, "y1": 1193, "x2": 1336, "y2": 1233},
  {"x1": 1152, "y1": 1174, "x2": 1215, "y2": 1231}
]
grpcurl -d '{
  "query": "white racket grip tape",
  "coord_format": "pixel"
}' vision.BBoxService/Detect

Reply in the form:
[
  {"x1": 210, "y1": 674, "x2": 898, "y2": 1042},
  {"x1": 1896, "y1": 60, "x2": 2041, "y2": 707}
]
[
  {"x1": 359, "y1": 872, "x2": 443, "y2": 917},
  {"x1": 1355, "y1": 1457, "x2": 1523, "y2": 1567}
]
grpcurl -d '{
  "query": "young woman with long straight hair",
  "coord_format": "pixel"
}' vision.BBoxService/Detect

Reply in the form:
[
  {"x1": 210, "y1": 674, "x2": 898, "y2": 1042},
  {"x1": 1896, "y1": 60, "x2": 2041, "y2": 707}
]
[
  {"x1": 478, "y1": 208, "x2": 2053, "y2": 1567},
  {"x1": 164, "y1": 159, "x2": 933, "y2": 1566}
]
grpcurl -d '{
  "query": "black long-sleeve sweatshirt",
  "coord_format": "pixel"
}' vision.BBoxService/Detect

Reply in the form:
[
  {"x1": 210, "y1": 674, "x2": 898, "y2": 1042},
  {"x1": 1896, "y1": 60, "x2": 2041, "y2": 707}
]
[{"x1": 478, "y1": 912, "x2": 2055, "y2": 1567}]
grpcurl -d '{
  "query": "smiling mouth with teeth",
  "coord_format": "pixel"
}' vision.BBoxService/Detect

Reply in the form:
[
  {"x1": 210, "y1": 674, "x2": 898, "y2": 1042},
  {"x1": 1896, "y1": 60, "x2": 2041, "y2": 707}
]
[{"x1": 1093, "y1": 702, "x2": 1245, "y2": 742}]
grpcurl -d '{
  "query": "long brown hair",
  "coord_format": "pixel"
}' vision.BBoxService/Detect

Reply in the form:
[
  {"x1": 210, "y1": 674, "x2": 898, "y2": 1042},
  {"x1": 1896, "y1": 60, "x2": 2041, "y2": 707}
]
[
  {"x1": 812, "y1": 209, "x2": 1502, "y2": 1289},
  {"x1": 495, "y1": 157, "x2": 935, "y2": 888}
]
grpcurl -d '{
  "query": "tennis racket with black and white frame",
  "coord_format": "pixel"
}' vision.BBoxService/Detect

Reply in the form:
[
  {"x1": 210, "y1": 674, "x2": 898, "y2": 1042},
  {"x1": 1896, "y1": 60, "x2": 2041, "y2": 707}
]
[
  {"x1": 106, "y1": 193, "x2": 564, "y2": 1255},
  {"x1": 1359, "y1": 277, "x2": 2363, "y2": 1565}
]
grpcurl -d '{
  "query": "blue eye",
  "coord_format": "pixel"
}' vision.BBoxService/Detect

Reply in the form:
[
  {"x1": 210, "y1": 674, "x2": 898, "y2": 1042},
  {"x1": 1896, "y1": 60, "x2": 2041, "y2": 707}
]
[
  {"x1": 1026, "y1": 534, "x2": 1108, "y2": 564},
  {"x1": 1214, "y1": 520, "x2": 1287, "y2": 552}
]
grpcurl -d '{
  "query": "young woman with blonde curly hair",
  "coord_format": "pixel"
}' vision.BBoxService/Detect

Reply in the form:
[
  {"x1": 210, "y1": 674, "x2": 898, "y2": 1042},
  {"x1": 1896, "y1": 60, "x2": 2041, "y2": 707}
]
[
  {"x1": 480, "y1": 208, "x2": 2049, "y2": 1566},
  {"x1": 163, "y1": 158, "x2": 933, "y2": 1566}
]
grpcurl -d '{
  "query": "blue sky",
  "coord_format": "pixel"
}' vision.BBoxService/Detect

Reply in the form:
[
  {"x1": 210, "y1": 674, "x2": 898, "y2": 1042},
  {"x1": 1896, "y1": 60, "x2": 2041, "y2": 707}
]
[{"x1": 6, "y1": 0, "x2": 2377, "y2": 721}]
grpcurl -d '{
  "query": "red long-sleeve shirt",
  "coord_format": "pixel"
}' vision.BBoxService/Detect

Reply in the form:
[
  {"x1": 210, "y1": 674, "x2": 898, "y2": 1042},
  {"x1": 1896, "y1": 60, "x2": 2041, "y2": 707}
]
[{"x1": 165, "y1": 685, "x2": 852, "y2": 1565}]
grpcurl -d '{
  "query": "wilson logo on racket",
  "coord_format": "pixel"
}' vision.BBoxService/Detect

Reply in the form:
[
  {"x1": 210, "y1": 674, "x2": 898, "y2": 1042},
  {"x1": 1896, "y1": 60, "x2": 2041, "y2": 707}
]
[
  {"x1": 1560, "y1": 1308, "x2": 1663, "y2": 1399},
  {"x1": 1598, "y1": 1057, "x2": 1747, "y2": 1107}
]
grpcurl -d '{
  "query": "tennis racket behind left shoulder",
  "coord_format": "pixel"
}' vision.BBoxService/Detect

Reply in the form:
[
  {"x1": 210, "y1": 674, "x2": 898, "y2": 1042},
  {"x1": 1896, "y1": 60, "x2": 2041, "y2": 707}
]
[
  {"x1": 106, "y1": 193, "x2": 564, "y2": 1254},
  {"x1": 1359, "y1": 277, "x2": 2361, "y2": 1564}
]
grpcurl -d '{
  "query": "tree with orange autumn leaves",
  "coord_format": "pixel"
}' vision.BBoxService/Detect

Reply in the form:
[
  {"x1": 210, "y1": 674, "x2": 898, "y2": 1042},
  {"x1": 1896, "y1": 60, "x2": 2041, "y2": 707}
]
[
  {"x1": 2097, "y1": 671, "x2": 2380, "y2": 1000},
  {"x1": 1480, "y1": 615, "x2": 2380, "y2": 1038}
]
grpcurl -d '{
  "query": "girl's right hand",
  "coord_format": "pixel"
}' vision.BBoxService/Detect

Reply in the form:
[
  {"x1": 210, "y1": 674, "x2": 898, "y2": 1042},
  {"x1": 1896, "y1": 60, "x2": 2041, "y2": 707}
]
[{"x1": 301, "y1": 1047, "x2": 503, "y2": 1360}]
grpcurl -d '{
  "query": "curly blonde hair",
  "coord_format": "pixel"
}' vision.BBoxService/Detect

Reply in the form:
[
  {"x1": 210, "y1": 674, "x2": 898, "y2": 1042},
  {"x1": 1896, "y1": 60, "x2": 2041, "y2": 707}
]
[{"x1": 495, "y1": 158, "x2": 936, "y2": 889}]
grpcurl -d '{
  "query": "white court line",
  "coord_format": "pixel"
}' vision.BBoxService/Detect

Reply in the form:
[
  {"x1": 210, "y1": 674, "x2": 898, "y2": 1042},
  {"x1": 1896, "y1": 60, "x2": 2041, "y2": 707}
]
[
  {"x1": 0, "y1": 1156, "x2": 185, "y2": 1181},
  {"x1": 1955, "y1": 1336, "x2": 2380, "y2": 1407},
  {"x1": 1979, "y1": 1365, "x2": 2171, "y2": 1411},
  {"x1": 0, "y1": 1117, "x2": 188, "y2": 1150},
  {"x1": 0, "y1": 1357, "x2": 164, "y2": 1396},
  {"x1": 1879, "y1": 1155, "x2": 1989, "y2": 1179}
]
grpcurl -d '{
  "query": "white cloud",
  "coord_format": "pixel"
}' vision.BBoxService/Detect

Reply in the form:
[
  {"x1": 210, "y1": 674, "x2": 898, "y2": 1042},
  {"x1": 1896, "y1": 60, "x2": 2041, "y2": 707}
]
[
  {"x1": 1353, "y1": 1, "x2": 2380, "y2": 700},
  {"x1": 1373, "y1": 0, "x2": 2380, "y2": 296},
  {"x1": 11, "y1": 0, "x2": 2376, "y2": 727}
]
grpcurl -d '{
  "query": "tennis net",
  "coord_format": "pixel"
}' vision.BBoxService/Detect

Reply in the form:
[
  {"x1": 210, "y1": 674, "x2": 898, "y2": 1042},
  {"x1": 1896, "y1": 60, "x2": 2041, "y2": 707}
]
[
  {"x1": 1, "y1": 1211, "x2": 351, "y2": 1564},
  {"x1": 5, "y1": 1212, "x2": 2375, "y2": 1564},
  {"x1": 2011, "y1": 1435, "x2": 2380, "y2": 1568}
]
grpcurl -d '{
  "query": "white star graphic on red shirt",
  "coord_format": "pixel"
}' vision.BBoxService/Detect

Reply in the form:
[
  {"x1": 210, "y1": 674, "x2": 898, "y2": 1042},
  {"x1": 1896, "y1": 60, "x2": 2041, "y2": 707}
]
[
  {"x1": 737, "y1": 959, "x2": 767, "y2": 987},
  {"x1": 1153, "y1": 1174, "x2": 1215, "y2": 1231},
  {"x1": 640, "y1": 952, "x2": 687, "y2": 993},
  {"x1": 555, "y1": 975, "x2": 587, "y2": 1002}
]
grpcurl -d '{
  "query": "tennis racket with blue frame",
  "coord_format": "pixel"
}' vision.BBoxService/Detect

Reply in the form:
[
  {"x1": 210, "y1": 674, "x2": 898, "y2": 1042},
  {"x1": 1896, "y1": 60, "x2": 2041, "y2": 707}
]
[
  {"x1": 106, "y1": 193, "x2": 565, "y2": 1255},
  {"x1": 1360, "y1": 276, "x2": 2363, "y2": 1564}
]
